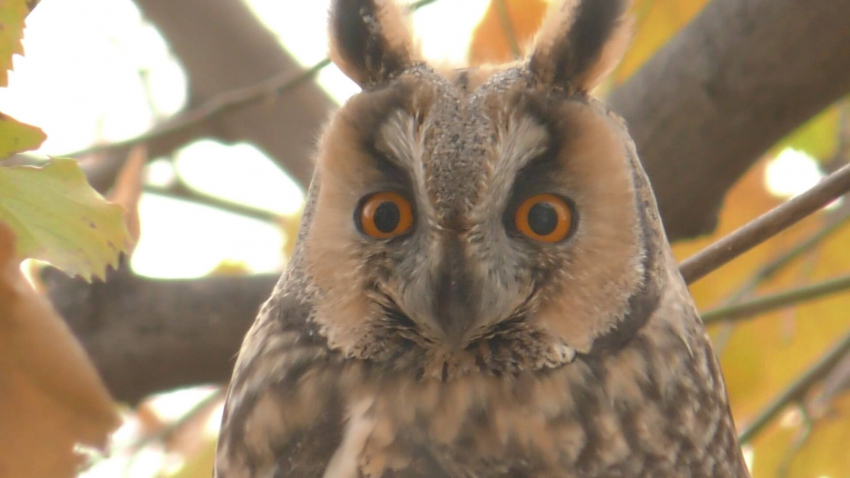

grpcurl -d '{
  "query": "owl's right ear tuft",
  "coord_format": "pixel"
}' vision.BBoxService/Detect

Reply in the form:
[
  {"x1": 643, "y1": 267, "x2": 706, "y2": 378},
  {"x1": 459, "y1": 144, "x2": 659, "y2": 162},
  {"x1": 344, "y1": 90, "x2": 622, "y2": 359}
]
[
  {"x1": 329, "y1": 0, "x2": 419, "y2": 88},
  {"x1": 529, "y1": 0, "x2": 632, "y2": 92}
]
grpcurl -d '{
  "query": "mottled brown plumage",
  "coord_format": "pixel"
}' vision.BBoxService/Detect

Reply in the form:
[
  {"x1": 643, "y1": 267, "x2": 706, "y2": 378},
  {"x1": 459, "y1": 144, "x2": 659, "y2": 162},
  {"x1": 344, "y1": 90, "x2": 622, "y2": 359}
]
[{"x1": 215, "y1": 1, "x2": 750, "y2": 476}]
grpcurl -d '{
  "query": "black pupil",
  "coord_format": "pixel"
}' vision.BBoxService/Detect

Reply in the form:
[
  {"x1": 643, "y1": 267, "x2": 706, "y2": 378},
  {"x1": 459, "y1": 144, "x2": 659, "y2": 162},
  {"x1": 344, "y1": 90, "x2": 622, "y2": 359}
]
[
  {"x1": 528, "y1": 202, "x2": 558, "y2": 236},
  {"x1": 374, "y1": 201, "x2": 401, "y2": 233}
]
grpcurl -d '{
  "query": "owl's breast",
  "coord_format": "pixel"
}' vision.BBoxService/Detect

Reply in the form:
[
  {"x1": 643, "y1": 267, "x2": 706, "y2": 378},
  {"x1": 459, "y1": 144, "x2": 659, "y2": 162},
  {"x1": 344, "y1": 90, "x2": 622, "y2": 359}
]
[{"x1": 325, "y1": 321, "x2": 746, "y2": 478}]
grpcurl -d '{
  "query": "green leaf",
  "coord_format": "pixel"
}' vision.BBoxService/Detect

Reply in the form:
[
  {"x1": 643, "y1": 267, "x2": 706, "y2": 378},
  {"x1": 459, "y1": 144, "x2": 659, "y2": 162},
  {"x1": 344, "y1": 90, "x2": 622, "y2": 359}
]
[
  {"x1": 0, "y1": 111, "x2": 46, "y2": 157},
  {"x1": 0, "y1": 158, "x2": 131, "y2": 281},
  {"x1": 0, "y1": 0, "x2": 35, "y2": 86},
  {"x1": 772, "y1": 105, "x2": 840, "y2": 161}
]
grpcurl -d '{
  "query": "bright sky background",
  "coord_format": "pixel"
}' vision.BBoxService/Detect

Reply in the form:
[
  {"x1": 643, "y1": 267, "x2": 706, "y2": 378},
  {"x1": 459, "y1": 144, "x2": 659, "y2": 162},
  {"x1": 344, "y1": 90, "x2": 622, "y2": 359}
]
[{"x1": 0, "y1": 0, "x2": 828, "y2": 476}]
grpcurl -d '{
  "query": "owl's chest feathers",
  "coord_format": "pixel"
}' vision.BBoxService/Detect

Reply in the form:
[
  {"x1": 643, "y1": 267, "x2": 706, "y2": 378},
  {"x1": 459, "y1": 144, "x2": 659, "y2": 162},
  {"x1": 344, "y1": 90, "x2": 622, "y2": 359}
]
[{"x1": 322, "y1": 321, "x2": 742, "y2": 477}]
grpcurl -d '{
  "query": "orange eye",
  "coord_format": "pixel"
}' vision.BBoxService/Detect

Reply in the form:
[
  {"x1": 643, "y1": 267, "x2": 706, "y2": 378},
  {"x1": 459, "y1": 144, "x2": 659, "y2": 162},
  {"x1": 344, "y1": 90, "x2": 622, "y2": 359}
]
[
  {"x1": 514, "y1": 194, "x2": 574, "y2": 243},
  {"x1": 357, "y1": 192, "x2": 414, "y2": 239}
]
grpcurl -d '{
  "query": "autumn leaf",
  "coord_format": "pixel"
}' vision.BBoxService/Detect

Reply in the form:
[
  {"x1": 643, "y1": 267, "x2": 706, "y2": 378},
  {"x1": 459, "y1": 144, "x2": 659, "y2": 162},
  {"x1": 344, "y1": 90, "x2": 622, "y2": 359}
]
[
  {"x1": 0, "y1": 111, "x2": 46, "y2": 157},
  {"x1": 0, "y1": 222, "x2": 120, "y2": 478},
  {"x1": 108, "y1": 145, "x2": 147, "y2": 251},
  {"x1": 0, "y1": 0, "x2": 35, "y2": 86},
  {"x1": 0, "y1": 158, "x2": 132, "y2": 281},
  {"x1": 469, "y1": 0, "x2": 548, "y2": 65}
]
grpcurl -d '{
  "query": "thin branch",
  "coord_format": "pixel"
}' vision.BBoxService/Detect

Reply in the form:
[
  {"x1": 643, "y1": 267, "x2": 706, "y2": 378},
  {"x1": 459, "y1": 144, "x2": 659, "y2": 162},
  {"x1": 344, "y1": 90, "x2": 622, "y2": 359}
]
[
  {"x1": 738, "y1": 329, "x2": 850, "y2": 444},
  {"x1": 127, "y1": 388, "x2": 224, "y2": 453},
  {"x1": 680, "y1": 163, "x2": 850, "y2": 284},
  {"x1": 701, "y1": 273, "x2": 850, "y2": 324},
  {"x1": 723, "y1": 209, "x2": 850, "y2": 305},
  {"x1": 409, "y1": 0, "x2": 440, "y2": 8},
  {"x1": 67, "y1": 59, "x2": 331, "y2": 161},
  {"x1": 122, "y1": 387, "x2": 224, "y2": 474},
  {"x1": 143, "y1": 184, "x2": 281, "y2": 224},
  {"x1": 777, "y1": 403, "x2": 813, "y2": 478},
  {"x1": 710, "y1": 208, "x2": 850, "y2": 355},
  {"x1": 494, "y1": 0, "x2": 521, "y2": 58}
]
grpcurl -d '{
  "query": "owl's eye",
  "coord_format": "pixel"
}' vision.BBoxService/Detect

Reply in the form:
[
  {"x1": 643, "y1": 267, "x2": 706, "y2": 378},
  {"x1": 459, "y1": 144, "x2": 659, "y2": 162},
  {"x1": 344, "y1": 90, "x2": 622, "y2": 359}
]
[
  {"x1": 357, "y1": 192, "x2": 414, "y2": 239},
  {"x1": 514, "y1": 194, "x2": 574, "y2": 243}
]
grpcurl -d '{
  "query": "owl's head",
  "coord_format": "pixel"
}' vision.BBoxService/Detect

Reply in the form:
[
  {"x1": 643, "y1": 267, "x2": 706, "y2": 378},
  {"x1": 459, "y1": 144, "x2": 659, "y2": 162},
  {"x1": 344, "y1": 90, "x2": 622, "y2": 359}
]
[{"x1": 293, "y1": 0, "x2": 667, "y2": 379}]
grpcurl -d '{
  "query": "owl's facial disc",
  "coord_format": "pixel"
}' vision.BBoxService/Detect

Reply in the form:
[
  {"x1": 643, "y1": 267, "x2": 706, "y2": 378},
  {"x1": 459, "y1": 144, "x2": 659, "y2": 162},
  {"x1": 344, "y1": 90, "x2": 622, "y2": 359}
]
[{"x1": 307, "y1": 67, "x2": 656, "y2": 361}]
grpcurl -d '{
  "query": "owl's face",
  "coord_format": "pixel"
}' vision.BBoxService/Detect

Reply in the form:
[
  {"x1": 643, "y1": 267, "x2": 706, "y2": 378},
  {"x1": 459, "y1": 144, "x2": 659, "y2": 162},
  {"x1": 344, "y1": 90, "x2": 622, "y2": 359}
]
[{"x1": 301, "y1": 0, "x2": 663, "y2": 376}]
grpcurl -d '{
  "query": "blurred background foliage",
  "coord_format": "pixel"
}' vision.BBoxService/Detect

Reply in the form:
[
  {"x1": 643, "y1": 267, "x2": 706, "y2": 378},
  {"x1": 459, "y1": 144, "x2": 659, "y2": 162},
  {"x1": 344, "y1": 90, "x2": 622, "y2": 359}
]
[{"x1": 1, "y1": 0, "x2": 849, "y2": 476}]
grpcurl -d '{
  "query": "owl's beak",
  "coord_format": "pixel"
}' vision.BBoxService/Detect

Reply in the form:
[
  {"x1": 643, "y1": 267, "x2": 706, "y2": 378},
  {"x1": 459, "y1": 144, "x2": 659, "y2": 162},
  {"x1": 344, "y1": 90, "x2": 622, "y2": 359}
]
[{"x1": 432, "y1": 235, "x2": 479, "y2": 348}]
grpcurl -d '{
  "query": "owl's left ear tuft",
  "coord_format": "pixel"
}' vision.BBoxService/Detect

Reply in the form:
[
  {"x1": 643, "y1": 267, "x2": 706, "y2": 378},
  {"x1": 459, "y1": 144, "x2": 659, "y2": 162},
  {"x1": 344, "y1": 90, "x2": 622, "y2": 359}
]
[
  {"x1": 529, "y1": 0, "x2": 633, "y2": 92},
  {"x1": 329, "y1": 0, "x2": 419, "y2": 88}
]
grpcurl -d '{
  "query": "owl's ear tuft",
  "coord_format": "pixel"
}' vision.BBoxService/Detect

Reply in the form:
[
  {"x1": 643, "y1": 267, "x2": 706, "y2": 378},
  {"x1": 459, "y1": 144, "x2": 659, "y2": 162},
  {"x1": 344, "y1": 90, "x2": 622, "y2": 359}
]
[
  {"x1": 529, "y1": 0, "x2": 632, "y2": 92},
  {"x1": 329, "y1": 0, "x2": 419, "y2": 88}
]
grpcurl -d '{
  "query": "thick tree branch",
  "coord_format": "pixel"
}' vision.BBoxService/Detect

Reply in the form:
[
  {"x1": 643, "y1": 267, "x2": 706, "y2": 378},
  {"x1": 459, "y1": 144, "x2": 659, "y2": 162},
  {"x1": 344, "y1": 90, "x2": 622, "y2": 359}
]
[
  {"x1": 42, "y1": 266, "x2": 277, "y2": 405},
  {"x1": 609, "y1": 0, "x2": 850, "y2": 239}
]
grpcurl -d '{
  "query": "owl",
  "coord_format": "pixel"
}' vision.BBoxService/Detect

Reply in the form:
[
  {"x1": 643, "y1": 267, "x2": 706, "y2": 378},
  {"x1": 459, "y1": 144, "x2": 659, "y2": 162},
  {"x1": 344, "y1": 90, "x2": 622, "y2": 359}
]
[{"x1": 214, "y1": 0, "x2": 750, "y2": 476}]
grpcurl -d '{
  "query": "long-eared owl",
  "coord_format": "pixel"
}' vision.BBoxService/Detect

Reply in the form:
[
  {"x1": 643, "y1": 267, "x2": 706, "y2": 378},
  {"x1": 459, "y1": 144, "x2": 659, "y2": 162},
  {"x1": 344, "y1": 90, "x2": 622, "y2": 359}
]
[{"x1": 215, "y1": 0, "x2": 750, "y2": 476}]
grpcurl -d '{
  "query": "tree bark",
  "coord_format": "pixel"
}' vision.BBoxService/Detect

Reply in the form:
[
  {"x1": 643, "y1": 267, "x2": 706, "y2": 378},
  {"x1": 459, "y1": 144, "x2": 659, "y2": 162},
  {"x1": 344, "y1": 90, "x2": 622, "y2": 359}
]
[
  {"x1": 42, "y1": 266, "x2": 276, "y2": 405},
  {"x1": 609, "y1": 0, "x2": 850, "y2": 239},
  {"x1": 42, "y1": 0, "x2": 850, "y2": 403}
]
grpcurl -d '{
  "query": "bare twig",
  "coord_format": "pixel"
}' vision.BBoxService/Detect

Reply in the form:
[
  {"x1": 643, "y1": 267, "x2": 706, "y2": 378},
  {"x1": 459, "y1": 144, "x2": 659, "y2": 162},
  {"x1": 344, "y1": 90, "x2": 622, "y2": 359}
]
[
  {"x1": 680, "y1": 164, "x2": 850, "y2": 284},
  {"x1": 143, "y1": 183, "x2": 280, "y2": 224},
  {"x1": 738, "y1": 329, "x2": 850, "y2": 444},
  {"x1": 710, "y1": 209, "x2": 850, "y2": 355},
  {"x1": 701, "y1": 273, "x2": 850, "y2": 324},
  {"x1": 723, "y1": 209, "x2": 850, "y2": 304},
  {"x1": 127, "y1": 387, "x2": 224, "y2": 453},
  {"x1": 777, "y1": 404, "x2": 813, "y2": 478},
  {"x1": 67, "y1": 59, "x2": 332, "y2": 161}
]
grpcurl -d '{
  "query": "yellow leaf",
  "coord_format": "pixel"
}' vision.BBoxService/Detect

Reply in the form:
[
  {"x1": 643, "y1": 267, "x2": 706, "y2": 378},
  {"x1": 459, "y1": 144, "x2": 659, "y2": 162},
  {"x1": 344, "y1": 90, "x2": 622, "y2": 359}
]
[
  {"x1": 469, "y1": 0, "x2": 549, "y2": 65},
  {"x1": 0, "y1": 223, "x2": 120, "y2": 478},
  {"x1": 0, "y1": 158, "x2": 132, "y2": 281},
  {"x1": 0, "y1": 0, "x2": 35, "y2": 86},
  {"x1": 108, "y1": 145, "x2": 147, "y2": 251},
  {"x1": 614, "y1": 0, "x2": 709, "y2": 83},
  {"x1": 0, "y1": 111, "x2": 46, "y2": 157}
]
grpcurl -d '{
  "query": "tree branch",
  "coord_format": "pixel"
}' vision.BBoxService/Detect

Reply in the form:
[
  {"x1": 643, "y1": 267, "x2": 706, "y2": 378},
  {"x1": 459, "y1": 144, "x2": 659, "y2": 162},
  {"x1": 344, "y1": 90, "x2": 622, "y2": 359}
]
[
  {"x1": 77, "y1": 60, "x2": 331, "y2": 193},
  {"x1": 41, "y1": 266, "x2": 277, "y2": 405},
  {"x1": 143, "y1": 183, "x2": 281, "y2": 224},
  {"x1": 701, "y1": 273, "x2": 850, "y2": 324},
  {"x1": 738, "y1": 330, "x2": 850, "y2": 444},
  {"x1": 680, "y1": 163, "x2": 850, "y2": 284},
  {"x1": 71, "y1": 0, "x2": 339, "y2": 193},
  {"x1": 73, "y1": 0, "x2": 439, "y2": 195},
  {"x1": 609, "y1": 0, "x2": 850, "y2": 239}
]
